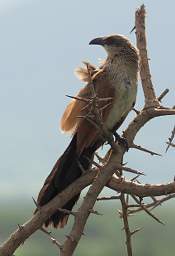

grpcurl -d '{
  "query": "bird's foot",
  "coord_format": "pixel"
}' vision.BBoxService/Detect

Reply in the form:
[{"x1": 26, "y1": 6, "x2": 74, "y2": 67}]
[{"x1": 113, "y1": 132, "x2": 129, "y2": 151}]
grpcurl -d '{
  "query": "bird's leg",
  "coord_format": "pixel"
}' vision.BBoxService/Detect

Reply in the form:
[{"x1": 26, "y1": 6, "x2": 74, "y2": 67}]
[{"x1": 113, "y1": 131, "x2": 129, "y2": 151}]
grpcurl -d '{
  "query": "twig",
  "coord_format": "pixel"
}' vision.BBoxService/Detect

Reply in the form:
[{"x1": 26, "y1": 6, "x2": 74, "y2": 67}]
[
  {"x1": 2, "y1": 168, "x2": 175, "y2": 255},
  {"x1": 121, "y1": 166, "x2": 145, "y2": 176},
  {"x1": 128, "y1": 194, "x2": 175, "y2": 214},
  {"x1": 95, "y1": 153, "x2": 106, "y2": 164},
  {"x1": 166, "y1": 125, "x2": 175, "y2": 152},
  {"x1": 89, "y1": 209, "x2": 103, "y2": 216},
  {"x1": 66, "y1": 94, "x2": 90, "y2": 102},
  {"x1": 32, "y1": 197, "x2": 40, "y2": 210},
  {"x1": 17, "y1": 224, "x2": 24, "y2": 231},
  {"x1": 40, "y1": 227, "x2": 63, "y2": 250},
  {"x1": 97, "y1": 195, "x2": 121, "y2": 201},
  {"x1": 120, "y1": 194, "x2": 132, "y2": 256},
  {"x1": 131, "y1": 195, "x2": 164, "y2": 225},
  {"x1": 132, "y1": 107, "x2": 140, "y2": 115},
  {"x1": 57, "y1": 208, "x2": 76, "y2": 216},
  {"x1": 166, "y1": 142, "x2": 175, "y2": 148},
  {"x1": 131, "y1": 143, "x2": 161, "y2": 156},
  {"x1": 130, "y1": 227, "x2": 142, "y2": 236},
  {"x1": 158, "y1": 88, "x2": 169, "y2": 102}
]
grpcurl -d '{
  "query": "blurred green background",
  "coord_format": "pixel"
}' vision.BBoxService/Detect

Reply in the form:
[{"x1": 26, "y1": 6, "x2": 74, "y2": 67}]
[
  {"x1": 0, "y1": 199, "x2": 175, "y2": 255},
  {"x1": 0, "y1": 0, "x2": 175, "y2": 255}
]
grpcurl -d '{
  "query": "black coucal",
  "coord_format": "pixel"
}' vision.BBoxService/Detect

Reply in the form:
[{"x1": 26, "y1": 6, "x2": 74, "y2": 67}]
[{"x1": 36, "y1": 34, "x2": 139, "y2": 228}]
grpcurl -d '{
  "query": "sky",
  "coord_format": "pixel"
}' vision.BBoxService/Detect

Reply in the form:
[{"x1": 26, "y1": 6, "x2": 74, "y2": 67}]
[{"x1": 0, "y1": 0, "x2": 175, "y2": 198}]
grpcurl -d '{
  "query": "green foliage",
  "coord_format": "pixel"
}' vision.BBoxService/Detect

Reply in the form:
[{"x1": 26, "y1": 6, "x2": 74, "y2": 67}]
[{"x1": 0, "y1": 200, "x2": 174, "y2": 255}]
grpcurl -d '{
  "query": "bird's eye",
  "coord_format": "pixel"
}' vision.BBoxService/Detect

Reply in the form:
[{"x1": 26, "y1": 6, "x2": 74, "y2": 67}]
[{"x1": 105, "y1": 37, "x2": 123, "y2": 47}]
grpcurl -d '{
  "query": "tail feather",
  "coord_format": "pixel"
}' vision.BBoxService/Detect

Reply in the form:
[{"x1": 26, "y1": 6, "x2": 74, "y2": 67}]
[{"x1": 36, "y1": 134, "x2": 97, "y2": 228}]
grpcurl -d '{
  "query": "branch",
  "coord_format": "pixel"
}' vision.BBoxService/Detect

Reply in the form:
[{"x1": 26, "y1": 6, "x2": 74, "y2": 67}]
[
  {"x1": 128, "y1": 194, "x2": 175, "y2": 214},
  {"x1": 131, "y1": 143, "x2": 161, "y2": 156},
  {"x1": 131, "y1": 195, "x2": 164, "y2": 225},
  {"x1": 166, "y1": 125, "x2": 175, "y2": 152},
  {"x1": 2, "y1": 167, "x2": 175, "y2": 256},
  {"x1": 135, "y1": 4, "x2": 159, "y2": 107},
  {"x1": 120, "y1": 194, "x2": 133, "y2": 256}
]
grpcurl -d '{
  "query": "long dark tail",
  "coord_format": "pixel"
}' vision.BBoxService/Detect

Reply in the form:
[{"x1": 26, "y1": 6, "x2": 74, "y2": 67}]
[{"x1": 36, "y1": 134, "x2": 96, "y2": 228}]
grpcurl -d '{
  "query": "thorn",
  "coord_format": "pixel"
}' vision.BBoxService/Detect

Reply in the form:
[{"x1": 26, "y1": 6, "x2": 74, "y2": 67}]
[
  {"x1": 32, "y1": 197, "x2": 40, "y2": 210},
  {"x1": 81, "y1": 103, "x2": 91, "y2": 111},
  {"x1": 51, "y1": 237, "x2": 63, "y2": 250},
  {"x1": 84, "y1": 156, "x2": 95, "y2": 169},
  {"x1": 97, "y1": 195, "x2": 121, "y2": 201},
  {"x1": 95, "y1": 153, "x2": 105, "y2": 164},
  {"x1": 99, "y1": 102, "x2": 112, "y2": 111},
  {"x1": 117, "y1": 209, "x2": 123, "y2": 218},
  {"x1": 17, "y1": 224, "x2": 24, "y2": 231},
  {"x1": 139, "y1": 197, "x2": 143, "y2": 203},
  {"x1": 132, "y1": 107, "x2": 140, "y2": 115},
  {"x1": 132, "y1": 195, "x2": 165, "y2": 225},
  {"x1": 92, "y1": 160, "x2": 102, "y2": 169},
  {"x1": 122, "y1": 166, "x2": 145, "y2": 176},
  {"x1": 65, "y1": 94, "x2": 89, "y2": 102},
  {"x1": 65, "y1": 235, "x2": 75, "y2": 242},
  {"x1": 40, "y1": 227, "x2": 63, "y2": 250},
  {"x1": 166, "y1": 125, "x2": 175, "y2": 152},
  {"x1": 131, "y1": 143, "x2": 162, "y2": 156},
  {"x1": 131, "y1": 174, "x2": 141, "y2": 181},
  {"x1": 158, "y1": 88, "x2": 169, "y2": 102},
  {"x1": 40, "y1": 227, "x2": 52, "y2": 235},
  {"x1": 130, "y1": 227, "x2": 142, "y2": 236},
  {"x1": 166, "y1": 142, "x2": 175, "y2": 152},
  {"x1": 130, "y1": 25, "x2": 136, "y2": 34},
  {"x1": 57, "y1": 208, "x2": 76, "y2": 216},
  {"x1": 89, "y1": 209, "x2": 103, "y2": 216},
  {"x1": 98, "y1": 97, "x2": 113, "y2": 102}
]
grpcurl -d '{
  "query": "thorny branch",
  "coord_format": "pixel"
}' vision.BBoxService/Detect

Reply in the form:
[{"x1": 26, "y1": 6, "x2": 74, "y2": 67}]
[
  {"x1": 1, "y1": 4, "x2": 175, "y2": 256},
  {"x1": 135, "y1": 4, "x2": 159, "y2": 108},
  {"x1": 120, "y1": 194, "x2": 132, "y2": 256}
]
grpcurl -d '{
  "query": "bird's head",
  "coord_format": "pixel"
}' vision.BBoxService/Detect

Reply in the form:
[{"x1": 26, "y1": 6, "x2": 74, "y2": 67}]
[{"x1": 89, "y1": 34, "x2": 137, "y2": 58}]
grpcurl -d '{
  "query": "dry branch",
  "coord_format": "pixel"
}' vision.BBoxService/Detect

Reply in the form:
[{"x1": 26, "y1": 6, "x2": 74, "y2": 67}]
[
  {"x1": 2, "y1": 168, "x2": 175, "y2": 256},
  {"x1": 135, "y1": 4, "x2": 159, "y2": 107},
  {"x1": 120, "y1": 194, "x2": 132, "y2": 256}
]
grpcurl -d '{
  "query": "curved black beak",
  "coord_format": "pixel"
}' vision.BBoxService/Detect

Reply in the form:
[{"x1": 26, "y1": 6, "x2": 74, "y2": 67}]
[{"x1": 89, "y1": 37, "x2": 105, "y2": 46}]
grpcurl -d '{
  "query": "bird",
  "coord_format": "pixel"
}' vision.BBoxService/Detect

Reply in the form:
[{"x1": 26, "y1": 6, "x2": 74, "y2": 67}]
[{"x1": 35, "y1": 34, "x2": 139, "y2": 228}]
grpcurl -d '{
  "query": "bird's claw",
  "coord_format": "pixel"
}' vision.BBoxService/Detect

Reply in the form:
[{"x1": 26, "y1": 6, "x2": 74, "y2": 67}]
[{"x1": 113, "y1": 132, "x2": 129, "y2": 151}]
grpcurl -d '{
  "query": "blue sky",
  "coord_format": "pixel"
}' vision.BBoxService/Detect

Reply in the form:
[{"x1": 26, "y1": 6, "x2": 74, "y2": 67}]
[{"x1": 0, "y1": 0, "x2": 175, "y2": 197}]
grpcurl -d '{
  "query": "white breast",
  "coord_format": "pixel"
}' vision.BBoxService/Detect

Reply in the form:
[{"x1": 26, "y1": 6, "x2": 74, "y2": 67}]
[{"x1": 105, "y1": 77, "x2": 137, "y2": 130}]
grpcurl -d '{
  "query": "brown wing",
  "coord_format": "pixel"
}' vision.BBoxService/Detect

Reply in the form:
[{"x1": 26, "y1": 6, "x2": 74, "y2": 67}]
[
  {"x1": 60, "y1": 68, "x2": 115, "y2": 155},
  {"x1": 60, "y1": 62, "x2": 100, "y2": 133},
  {"x1": 60, "y1": 85, "x2": 92, "y2": 133},
  {"x1": 76, "y1": 70, "x2": 115, "y2": 154}
]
